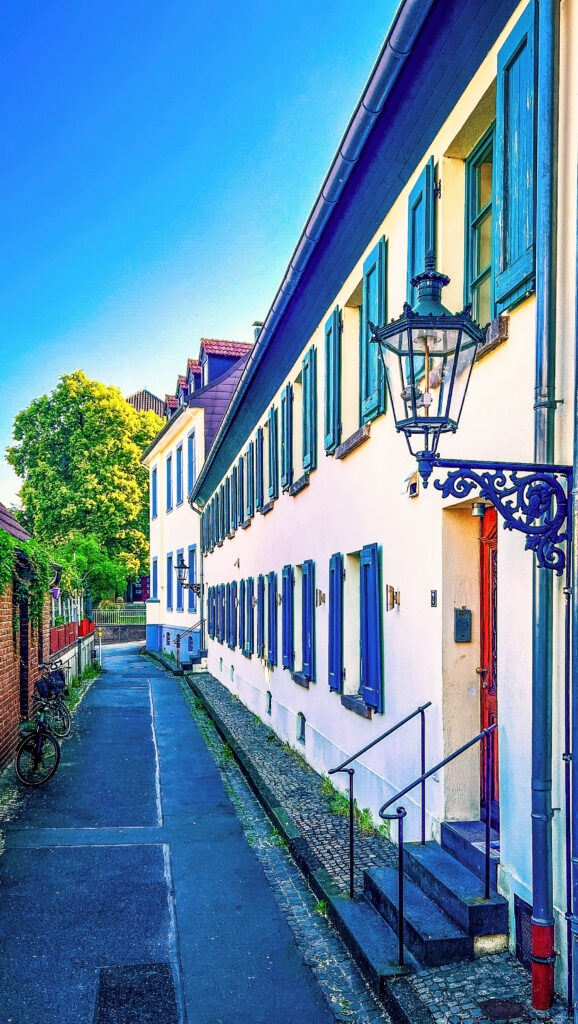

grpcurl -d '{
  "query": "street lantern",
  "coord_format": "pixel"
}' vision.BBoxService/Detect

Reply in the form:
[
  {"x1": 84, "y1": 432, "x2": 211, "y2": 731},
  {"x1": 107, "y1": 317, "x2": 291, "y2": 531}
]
[
  {"x1": 370, "y1": 251, "x2": 484, "y2": 487},
  {"x1": 174, "y1": 553, "x2": 201, "y2": 595}
]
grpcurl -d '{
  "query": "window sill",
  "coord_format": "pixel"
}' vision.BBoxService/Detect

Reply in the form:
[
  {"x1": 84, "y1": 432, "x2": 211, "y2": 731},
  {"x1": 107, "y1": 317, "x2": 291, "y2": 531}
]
[
  {"x1": 291, "y1": 671, "x2": 310, "y2": 689},
  {"x1": 228, "y1": 531, "x2": 235, "y2": 539},
  {"x1": 289, "y1": 474, "x2": 310, "y2": 496},
  {"x1": 266, "y1": 660, "x2": 277, "y2": 670},
  {"x1": 217, "y1": 541, "x2": 224, "y2": 548},
  {"x1": 242, "y1": 649, "x2": 252, "y2": 659},
  {"x1": 340, "y1": 693, "x2": 372, "y2": 719},
  {"x1": 228, "y1": 643, "x2": 236, "y2": 651},
  {"x1": 241, "y1": 518, "x2": 252, "y2": 530},
  {"x1": 476, "y1": 315, "x2": 509, "y2": 360},
  {"x1": 176, "y1": 500, "x2": 184, "y2": 507},
  {"x1": 260, "y1": 502, "x2": 274, "y2": 516},
  {"x1": 335, "y1": 425, "x2": 370, "y2": 460}
]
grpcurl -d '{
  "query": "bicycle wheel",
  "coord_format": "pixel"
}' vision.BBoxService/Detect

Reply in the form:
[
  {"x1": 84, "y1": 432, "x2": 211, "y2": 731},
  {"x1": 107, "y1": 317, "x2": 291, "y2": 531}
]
[
  {"x1": 16, "y1": 732, "x2": 60, "y2": 786},
  {"x1": 46, "y1": 699, "x2": 71, "y2": 738}
]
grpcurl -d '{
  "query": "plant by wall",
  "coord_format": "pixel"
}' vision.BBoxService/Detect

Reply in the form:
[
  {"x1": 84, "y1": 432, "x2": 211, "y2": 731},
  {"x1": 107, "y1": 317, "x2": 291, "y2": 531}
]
[{"x1": 0, "y1": 530, "x2": 17, "y2": 597}]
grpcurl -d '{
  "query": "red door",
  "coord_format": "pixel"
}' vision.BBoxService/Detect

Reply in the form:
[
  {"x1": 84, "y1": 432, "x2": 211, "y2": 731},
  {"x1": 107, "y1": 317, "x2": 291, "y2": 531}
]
[{"x1": 480, "y1": 507, "x2": 499, "y2": 830}]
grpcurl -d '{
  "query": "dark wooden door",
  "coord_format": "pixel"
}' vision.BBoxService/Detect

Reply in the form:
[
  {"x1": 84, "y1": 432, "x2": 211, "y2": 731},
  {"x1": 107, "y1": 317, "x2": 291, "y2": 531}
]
[{"x1": 480, "y1": 506, "x2": 499, "y2": 830}]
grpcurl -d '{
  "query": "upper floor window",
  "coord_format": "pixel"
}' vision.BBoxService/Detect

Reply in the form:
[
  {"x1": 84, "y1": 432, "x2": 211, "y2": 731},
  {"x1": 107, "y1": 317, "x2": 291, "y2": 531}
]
[
  {"x1": 176, "y1": 444, "x2": 183, "y2": 505},
  {"x1": 152, "y1": 557, "x2": 158, "y2": 599},
  {"x1": 188, "y1": 545, "x2": 197, "y2": 612},
  {"x1": 167, "y1": 553, "x2": 173, "y2": 610},
  {"x1": 151, "y1": 467, "x2": 158, "y2": 519},
  {"x1": 465, "y1": 129, "x2": 494, "y2": 328},
  {"x1": 166, "y1": 456, "x2": 173, "y2": 511}
]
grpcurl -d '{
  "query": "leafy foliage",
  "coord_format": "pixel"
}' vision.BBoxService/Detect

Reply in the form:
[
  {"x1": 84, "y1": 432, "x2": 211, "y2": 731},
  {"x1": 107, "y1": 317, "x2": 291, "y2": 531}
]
[
  {"x1": 52, "y1": 532, "x2": 132, "y2": 604},
  {"x1": 0, "y1": 530, "x2": 17, "y2": 596},
  {"x1": 7, "y1": 370, "x2": 162, "y2": 580}
]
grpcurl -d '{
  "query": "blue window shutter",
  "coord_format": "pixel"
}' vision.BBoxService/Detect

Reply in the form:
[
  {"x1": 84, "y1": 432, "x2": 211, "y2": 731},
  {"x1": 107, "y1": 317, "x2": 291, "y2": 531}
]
[
  {"x1": 361, "y1": 239, "x2": 387, "y2": 422},
  {"x1": 280, "y1": 384, "x2": 293, "y2": 491},
  {"x1": 302, "y1": 559, "x2": 315, "y2": 680},
  {"x1": 167, "y1": 555, "x2": 173, "y2": 610},
  {"x1": 151, "y1": 468, "x2": 157, "y2": 518},
  {"x1": 257, "y1": 574, "x2": 265, "y2": 657},
  {"x1": 247, "y1": 577, "x2": 255, "y2": 655},
  {"x1": 176, "y1": 445, "x2": 183, "y2": 504},
  {"x1": 187, "y1": 433, "x2": 196, "y2": 496},
  {"x1": 230, "y1": 582, "x2": 237, "y2": 648},
  {"x1": 224, "y1": 477, "x2": 230, "y2": 533},
  {"x1": 268, "y1": 406, "x2": 279, "y2": 500},
  {"x1": 231, "y1": 468, "x2": 238, "y2": 530},
  {"x1": 267, "y1": 571, "x2": 278, "y2": 666},
  {"x1": 324, "y1": 307, "x2": 341, "y2": 454},
  {"x1": 188, "y1": 546, "x2": 196, "y2": 612},
  {"x1": 226, "y1": 583, "x2": 231, "y2": 645},
  {"x1": 302, "y1": 347, "x2": 317, "y2": 472},
  {"x1": 494, "y1": 2, "x2": 535, "y2": 312},
  {"x1": 220, "y1": 585, "x2": 226, "y2": 643},
  {"x1": 238, "y1": 457, "x2": 244, "y2": 522},
  {"x1": 239, "y1": 580, "x2": 246, "y2": 650},
  {"x1": 246, "y1": 442, "x2": 255, "y2": 518},
  {"x1": 207, "y1": 587, "x2": 213, "y2": 638},
  {"x1": 176, "y1": 548, "x2": 184, "y2": 611},
  {"x1": 360, "y1": 544, "x2": 383, "y2": 712},
  {"x1": 328, "y1": 553, "x2": 343, "y2": 692},
  {"x1": 164, "y1": 456, "x2": 171, "y2": 512},
  {"x1": 152, "y1": 558, "x2": 158, "y2": 600},
  {"x1": 282, "y1": 565, "x2": 294, "y2": 670},
  {"x1": 218, "y1": 487, "x2": 224, "y2": 541},
  {"x1": 407, "y1": 159, "x2": 435, "y2": 303},
  {"x1": 256, "y1": 428, "x2": 264, "y2": 509}
]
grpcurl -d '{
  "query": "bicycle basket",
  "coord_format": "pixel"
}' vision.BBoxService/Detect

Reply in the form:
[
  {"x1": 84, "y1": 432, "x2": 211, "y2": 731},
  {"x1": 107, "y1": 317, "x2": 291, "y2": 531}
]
[{"x1": 36, "y1": 677, "x2": 51, "y2": 698}]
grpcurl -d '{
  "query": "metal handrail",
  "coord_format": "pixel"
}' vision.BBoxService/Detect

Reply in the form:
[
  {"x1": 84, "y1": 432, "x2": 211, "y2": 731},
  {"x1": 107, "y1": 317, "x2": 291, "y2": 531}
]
[
  {"x1": 380, "y1": 723, "x2": 497, "y2": 966},
  {"x1": 175, "y1": 619, "x2": 205, "y2": 669},
  {"x1": 328, "y1": 701, "x2": 432, "y2": 898}
]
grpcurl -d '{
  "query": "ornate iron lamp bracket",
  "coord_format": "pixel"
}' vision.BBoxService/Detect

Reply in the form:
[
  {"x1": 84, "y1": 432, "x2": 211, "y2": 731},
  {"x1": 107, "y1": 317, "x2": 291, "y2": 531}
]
[{"x1": 432, "y1": 458, "x2": 572, "y2": 576}]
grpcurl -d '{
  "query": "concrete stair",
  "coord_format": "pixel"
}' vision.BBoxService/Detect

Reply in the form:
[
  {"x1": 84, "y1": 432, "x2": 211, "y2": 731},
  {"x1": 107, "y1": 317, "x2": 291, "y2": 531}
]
[
  {"x1": 364, "y1": 834, "x2": 508, "y2": 968},
  {"x1": 440, "y1": 820, "x2": 500, "y2": 889}
]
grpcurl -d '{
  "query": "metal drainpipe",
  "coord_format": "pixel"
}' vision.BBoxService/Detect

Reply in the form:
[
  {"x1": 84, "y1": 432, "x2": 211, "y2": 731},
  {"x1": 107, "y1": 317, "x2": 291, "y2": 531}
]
[
  {"x1": 571, "y1": 162, "x2": 578, "y2": 1023},
  {"x1": 532, "y1": 0, "x2": 560, "y2": 1010}
]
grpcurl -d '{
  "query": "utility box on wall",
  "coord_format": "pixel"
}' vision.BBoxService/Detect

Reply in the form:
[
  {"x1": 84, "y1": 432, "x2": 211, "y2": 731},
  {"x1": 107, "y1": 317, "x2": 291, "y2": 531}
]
[{"x1": 454, "y1": 606, "x2": 472, "y2": 643}]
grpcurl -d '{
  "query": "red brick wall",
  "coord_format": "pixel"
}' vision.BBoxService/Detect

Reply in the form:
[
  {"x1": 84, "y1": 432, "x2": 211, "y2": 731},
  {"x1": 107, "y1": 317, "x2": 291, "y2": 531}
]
[
  {"x1": 0, "y1": 584, "x2": 20, "y2": 772},
  {"x1": 0, "y1": 588, "x2": 51, "y2": 773}
]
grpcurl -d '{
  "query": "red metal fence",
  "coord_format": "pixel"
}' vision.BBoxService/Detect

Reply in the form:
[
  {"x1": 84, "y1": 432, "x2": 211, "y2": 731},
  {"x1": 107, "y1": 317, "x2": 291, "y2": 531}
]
[{"x1": 50, "y1": 619, "x2": 94, "y2": 654}]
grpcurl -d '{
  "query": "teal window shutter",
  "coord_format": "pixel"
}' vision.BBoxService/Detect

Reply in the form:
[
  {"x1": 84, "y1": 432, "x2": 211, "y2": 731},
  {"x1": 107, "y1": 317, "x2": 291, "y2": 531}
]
[
  {"x1": 231, "y1": 467, "x2": 238, "y2": 530},
  {"x1": 328, "y1": 553, "x2": 344, "y2": 692},
  {"x1": 302, "y1": 347, "x2": 317, "y2": 472},
  {"x1": 257, "y1": 574, "x2": 265, "y2": 657},
  {"x1": 230, "y1": 581, "x2": 237, "y2": 648},
  {"x1": 493, "y1": 2, "x2": 535, "y2": 312},
  {"x1": 256, "y1": 428, "x2": 264, "y2": 509},
  {"x1": 324, "y1": 307, "x2": 341, "y2": 454},
  {"x1": 176, "y1": 445, "x2": 183, "y2": 504},
  {"x1": 302, "y1": 559, "x2": 315, "y2": 681},
  {"x1": 267, "y1": 571, "x2": 278, "y2": 666},
  {"x1": 219, "y1": 584, "x2": 226, "y2": 644},
  {"x1": 207, "y1": 586, "x2": 213, "y2": 638},
  {"x1": 166, "y1": 456, "x2": 173, "y2": 511},
  {"x1": 282, "y1": 564, "x2": 294, "y2": 670},
  {"x1": 268, "y1": 406, "x2": 279, "y2": 500},
  {"x1": 188, "y1": 545, "x2": 196, "y2": 612},
  {"x1": 226, "y1": 582, "x2": 231, "y2": 645},
  {"x1": 360, "y1": 543, "x2": 383, "y2": 712},
  {"x1": 246, "y1": 577, "x2": 255, "y2": 655},
  {"x1": 218, "y1": 486, "x2": 224, "y2": 541},
  {"x1": 239, "y1": 579, "x2": 246, "y2": 650},
  {"x1": 246, "y1": 442, "x2": 255, "y2": 518},
  {"x1": 407, "y1": 158, "x2": 435, "y2": 303},
  {"x1": 224, "y1": 477, "x2": 230, "y2": 532},
  {"x1": 187, "y1": 432, "x2": 196, "y2": 496},
  {"x1": 280, "y1": 384, "x2": 293, "y2": 491},
  {"x1": 361, "y1": 238, "x2": 387, "y2": 423},
  {"x1": 238, "y1": 457, "x2": 245, "y2": 523}
]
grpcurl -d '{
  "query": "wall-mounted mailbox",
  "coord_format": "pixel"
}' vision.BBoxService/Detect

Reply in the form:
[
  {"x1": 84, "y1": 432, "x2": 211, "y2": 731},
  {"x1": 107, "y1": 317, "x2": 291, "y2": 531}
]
[{"x1": 454, "y1": 606, "x2": 472, "y2": 643}]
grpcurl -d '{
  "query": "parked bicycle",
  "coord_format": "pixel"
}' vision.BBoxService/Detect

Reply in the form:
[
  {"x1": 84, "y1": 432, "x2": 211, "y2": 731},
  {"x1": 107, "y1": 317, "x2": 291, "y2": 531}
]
[
  {"x1": 15, "y1": 700, "x2": 61, "y2": 786},
  {"x1": 36, "y1": 660, "x2": 71, "y2": 739}
]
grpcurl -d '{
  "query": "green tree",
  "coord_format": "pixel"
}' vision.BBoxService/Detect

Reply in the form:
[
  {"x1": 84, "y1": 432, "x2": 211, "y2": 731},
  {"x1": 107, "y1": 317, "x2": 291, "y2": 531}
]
[
  {"x1": 53, "y1": 532, "x2": 131, "y2": 603},
  {"x1": 7, "y1": 370, "x2": 162, "y2": 581}
]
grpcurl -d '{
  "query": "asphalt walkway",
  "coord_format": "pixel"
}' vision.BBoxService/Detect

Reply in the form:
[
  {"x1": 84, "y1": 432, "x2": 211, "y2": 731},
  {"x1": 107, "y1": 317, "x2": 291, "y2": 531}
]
[{"x1": 0, "y1": 643, "x2": 336, "y2": 1024}]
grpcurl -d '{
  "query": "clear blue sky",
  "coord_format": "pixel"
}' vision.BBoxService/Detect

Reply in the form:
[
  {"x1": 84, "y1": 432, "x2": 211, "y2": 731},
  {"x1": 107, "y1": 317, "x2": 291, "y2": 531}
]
[{"x1": 0, "y1": 0, "x2": 398, "y2": 504}]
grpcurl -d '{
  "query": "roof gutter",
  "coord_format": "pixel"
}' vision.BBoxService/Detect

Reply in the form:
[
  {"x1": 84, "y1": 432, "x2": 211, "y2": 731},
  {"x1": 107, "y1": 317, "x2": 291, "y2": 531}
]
[{"x1": 191, "y1": 0, "x2": 435, "y2": 507}]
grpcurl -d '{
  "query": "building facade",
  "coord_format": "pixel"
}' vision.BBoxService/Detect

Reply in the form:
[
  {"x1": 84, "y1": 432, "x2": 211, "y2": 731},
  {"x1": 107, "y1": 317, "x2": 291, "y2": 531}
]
[
  {"x1": 143, "y1": 341, "x2": 252, "y2": 663},
  {"x1": 190, "y1": 0, "x2": 578, "y2": 1005}
]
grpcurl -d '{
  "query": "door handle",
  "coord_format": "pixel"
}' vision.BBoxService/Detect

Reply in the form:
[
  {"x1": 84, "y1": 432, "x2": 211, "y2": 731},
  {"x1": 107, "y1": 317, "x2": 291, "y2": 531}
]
[{"x1": 476, "y1": 667, "x2": 487, "y2": 675}]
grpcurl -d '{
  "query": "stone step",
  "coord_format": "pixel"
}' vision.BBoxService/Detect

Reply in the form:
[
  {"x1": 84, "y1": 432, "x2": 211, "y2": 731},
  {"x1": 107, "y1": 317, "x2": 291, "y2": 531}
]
[
  {"x1": 403, "y1": 841, "x2": 508, "y2": 937},
  {"x1": 440, "y1": 821, "x2": 499, "y2": 889},
  {"x1": 330, "y1": 895, "x2": 419, "y2": 998},
  {"x1": 364, "y1": 865, "x2": 473, "y2": 967}
]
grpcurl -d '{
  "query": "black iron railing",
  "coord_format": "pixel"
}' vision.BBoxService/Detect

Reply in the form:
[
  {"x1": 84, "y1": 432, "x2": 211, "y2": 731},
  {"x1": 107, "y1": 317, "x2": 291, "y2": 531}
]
[
  {"x1": 175, "y1": 619, "x2": 205, "y2": 670},
  {"x1": 380, "y1": 722, "x2": 497, "y2": 966},
  {"x1": 328, "y1": 701, "x2": 432, "y2": 898}
]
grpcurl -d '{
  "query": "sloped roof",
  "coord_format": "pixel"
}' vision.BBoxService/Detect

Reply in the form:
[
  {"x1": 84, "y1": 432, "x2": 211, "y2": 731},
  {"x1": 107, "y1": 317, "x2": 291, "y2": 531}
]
[
  {"x1": 0, "y1": 503, "x2": 30, "y2": 543},
  {"x1": 165, "y1": 395, "x2": 179, "y2": 409},
  {"x1": 200, "y1": 339, "x2": 253, "y2": 358},
  {"x1": 187, "y1": 359, "x2": 201, "y2": 374},
  {"x1": 177, "y1": 375, "x2": 187, "y2": 389}
]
